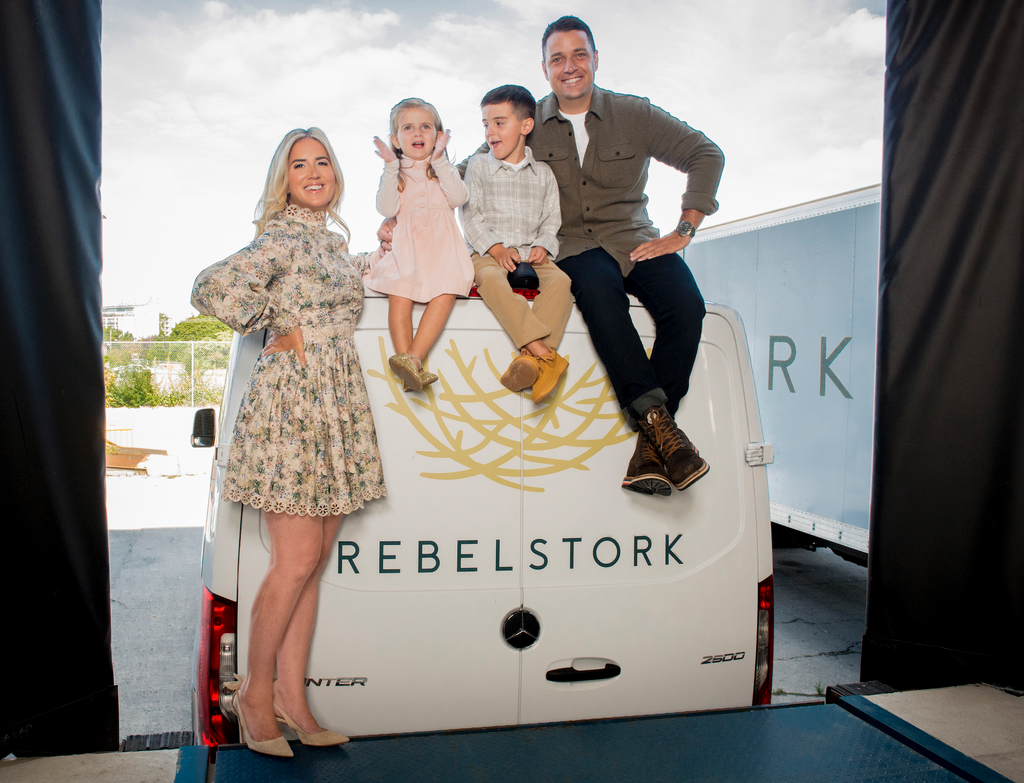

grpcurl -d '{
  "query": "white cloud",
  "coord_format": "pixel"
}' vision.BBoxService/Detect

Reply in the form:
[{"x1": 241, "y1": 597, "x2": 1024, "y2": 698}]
[
  {"x1": 824, "y1": 8, "x2": 887, "y2": 57},
  {"x1": 101, "y1": 0, "x2": 884, "y2": 323}
]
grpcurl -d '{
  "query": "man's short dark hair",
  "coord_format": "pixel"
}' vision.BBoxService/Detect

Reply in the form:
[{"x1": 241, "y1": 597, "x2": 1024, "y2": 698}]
[
  {"x1": 480, "y1": 85, "x2": 537, "y2": 121},
  {"x1": 541, "y1": 16, "x2": 596, "y2": 58}
]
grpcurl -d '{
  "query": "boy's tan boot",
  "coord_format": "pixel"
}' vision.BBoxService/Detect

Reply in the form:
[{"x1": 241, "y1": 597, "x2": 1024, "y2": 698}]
[
  {"x1": 501, "y1": 349, "x2": 540, "y2": 392},
  {"x1": 531, "y1": 351, "x2": 568, "y2": 403}
]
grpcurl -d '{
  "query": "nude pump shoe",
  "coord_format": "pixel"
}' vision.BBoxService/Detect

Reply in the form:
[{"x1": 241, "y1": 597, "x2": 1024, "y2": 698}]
[
  {"x1": 225, "y1": 677, "x2": 294, "y2": 758},
  {"x1": 274, "y1": 702, "x2": 350, "y2": 747}
]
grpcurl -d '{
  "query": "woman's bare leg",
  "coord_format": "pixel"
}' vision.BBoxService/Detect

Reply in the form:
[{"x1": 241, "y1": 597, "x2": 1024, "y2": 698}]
[
  {"x1": 408, "y1": 294, "x2": 455, "y2": 365},
  {"x1": 388, "y1": 296, "x2": 414, "y2": 357},
  {"x1": 272, "y1": 514, "x2": 344, "y2": 733},
  {"x1": 237, "y1": 511, "x2": 327, "y2": 742}
]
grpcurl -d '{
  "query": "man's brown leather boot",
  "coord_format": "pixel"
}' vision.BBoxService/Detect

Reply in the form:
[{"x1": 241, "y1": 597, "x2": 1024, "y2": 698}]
[
  {"x1": 621, "y1": 430, "x2": 672, "y2": 496},
  {"x1": 636, "y1": 405, "x2": 709, "y2": 491}
]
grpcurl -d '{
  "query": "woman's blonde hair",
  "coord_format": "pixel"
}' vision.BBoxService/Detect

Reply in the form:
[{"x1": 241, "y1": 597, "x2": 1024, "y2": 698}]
[
  {"x1": 388, "y1": 98, "x2": 444, "y2": 191},
  {"x1": 253, "y1": 127, "x2": 349, "y2": 242}
]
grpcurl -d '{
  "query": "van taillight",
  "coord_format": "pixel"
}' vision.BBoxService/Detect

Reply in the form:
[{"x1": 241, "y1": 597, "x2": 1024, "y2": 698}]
[
  {"x1": 752, "y1": 575, "x2": 774, "y2": 705},
  {"x1": 196, "y1": 586, "x2": 238, "y2": 746}
]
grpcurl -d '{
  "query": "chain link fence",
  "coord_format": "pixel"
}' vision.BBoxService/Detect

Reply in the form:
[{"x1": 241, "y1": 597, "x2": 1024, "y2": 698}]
[{"x1": 104, "y1": 341, "x2": 231, "y2": 408}]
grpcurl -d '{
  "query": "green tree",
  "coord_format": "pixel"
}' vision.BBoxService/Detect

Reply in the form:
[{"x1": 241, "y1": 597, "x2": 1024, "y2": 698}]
[
  {"x1": 104, "y1": 324, "x2": 135, "y2": 341},
  {"x1": 168, "y1": 315, "x2": 232, "y2": 342},
  {"x1": 159, "y1": 312, "x2": 171, "y2": 337}
]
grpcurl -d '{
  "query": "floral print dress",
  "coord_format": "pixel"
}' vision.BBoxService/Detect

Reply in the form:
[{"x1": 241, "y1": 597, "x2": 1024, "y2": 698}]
[{"x1": 192, "y1": 205, "x2": 386, "y2": 516}]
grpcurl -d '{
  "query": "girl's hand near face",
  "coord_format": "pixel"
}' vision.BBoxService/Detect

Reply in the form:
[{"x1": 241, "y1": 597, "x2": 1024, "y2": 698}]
[
  {"x1": 432, "y1": 130, "x2": 451, "y2": 161},
  {"x1": 373, "y1": 136, "x2": 398, "y2": 163}
]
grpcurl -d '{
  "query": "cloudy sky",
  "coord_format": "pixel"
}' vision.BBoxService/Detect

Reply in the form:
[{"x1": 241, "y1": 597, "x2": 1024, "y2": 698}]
[{"x1": 101, "y1": 0, "x2": 886, "y2": 323}]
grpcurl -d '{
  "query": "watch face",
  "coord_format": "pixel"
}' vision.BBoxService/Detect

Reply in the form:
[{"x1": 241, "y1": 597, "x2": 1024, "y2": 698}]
[{"x1": 677, "y1": 221, "x2": 696, "y2": 237}]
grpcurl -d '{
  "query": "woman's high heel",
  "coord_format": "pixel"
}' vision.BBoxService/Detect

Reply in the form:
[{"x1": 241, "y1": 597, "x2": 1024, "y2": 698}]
[
  {"x1": 226, "y1": 678, "x2": 294, "y2": 757},
  {"x1": 274, "y1": 702, "x2": 349, "y2": 747}
]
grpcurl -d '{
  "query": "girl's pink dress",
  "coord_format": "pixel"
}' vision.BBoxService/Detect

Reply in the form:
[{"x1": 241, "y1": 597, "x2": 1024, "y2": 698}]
[{"x1": 363, "y1": 156, "x2": 475, "y2": 302}]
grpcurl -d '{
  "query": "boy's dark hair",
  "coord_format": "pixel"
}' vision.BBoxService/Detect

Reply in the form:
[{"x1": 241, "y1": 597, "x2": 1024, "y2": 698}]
[
  {"x1": 480, "y1": 85, "x2": 537, "y2": 121},
  {"x1": 541, "y1": 16, "x2": 596, "y2": 58}
]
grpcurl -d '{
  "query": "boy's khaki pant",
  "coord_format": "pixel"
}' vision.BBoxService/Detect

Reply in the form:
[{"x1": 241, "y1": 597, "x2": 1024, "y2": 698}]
[{"x1": 471, "y1": 252, "x2": 573, "y2": 351}]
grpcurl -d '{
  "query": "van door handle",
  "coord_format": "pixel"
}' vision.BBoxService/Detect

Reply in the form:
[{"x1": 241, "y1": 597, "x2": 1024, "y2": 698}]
[{"x1": 546, "y1": 659, "x2": 621, "y2": 683}]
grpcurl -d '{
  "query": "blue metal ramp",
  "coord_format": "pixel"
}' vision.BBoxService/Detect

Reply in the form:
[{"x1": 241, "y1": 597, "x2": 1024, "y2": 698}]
[{"x1": 196, "y1": 698, "x2": 1010, "y2": 783}]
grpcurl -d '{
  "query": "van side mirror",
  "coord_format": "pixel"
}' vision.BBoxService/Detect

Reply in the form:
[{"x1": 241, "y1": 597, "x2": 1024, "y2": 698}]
[{"x1": 192, "y1": 408, "x2": 216, "y2": 448}]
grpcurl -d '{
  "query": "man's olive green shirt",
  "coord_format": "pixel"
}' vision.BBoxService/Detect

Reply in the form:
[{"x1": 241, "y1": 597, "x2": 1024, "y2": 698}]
[{"x1": 527, "y1": 86, "x2": 724, "y2": 277}]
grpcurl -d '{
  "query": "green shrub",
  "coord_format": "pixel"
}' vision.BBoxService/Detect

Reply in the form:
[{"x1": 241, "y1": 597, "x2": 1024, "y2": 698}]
[
  {"x1": 107, "y1": 366, "x2": 161, "y2": 408},
  {"x1": 103, "y1": 341, "x2": 229, "y2": 408}
]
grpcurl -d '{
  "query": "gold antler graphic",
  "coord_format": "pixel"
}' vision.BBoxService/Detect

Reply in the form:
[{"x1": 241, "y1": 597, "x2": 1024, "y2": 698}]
[{"x1": 368, "y1": 337, "x2": 632, "y2": 492}]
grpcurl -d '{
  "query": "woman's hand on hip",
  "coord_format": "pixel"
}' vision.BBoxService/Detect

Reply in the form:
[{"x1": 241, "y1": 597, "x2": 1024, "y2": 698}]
[{"x1": 262, "y1": 325, "x2": 306, "y2": 367}]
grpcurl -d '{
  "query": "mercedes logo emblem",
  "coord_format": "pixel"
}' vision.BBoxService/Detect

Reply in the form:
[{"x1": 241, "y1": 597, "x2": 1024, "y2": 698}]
[{"x1": 502, "y1": 609, "x2": 540, "y2": 650}]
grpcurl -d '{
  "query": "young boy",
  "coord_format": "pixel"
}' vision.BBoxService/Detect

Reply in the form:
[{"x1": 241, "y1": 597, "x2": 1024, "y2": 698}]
[{"x1": 461, "y1": 85, "x2": 571, "y2": 403}]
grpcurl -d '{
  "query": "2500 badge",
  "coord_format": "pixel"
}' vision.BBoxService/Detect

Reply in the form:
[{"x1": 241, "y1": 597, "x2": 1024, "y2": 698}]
[{"x1": 701, "y1": 651, "x2": 745, "y2": 664}]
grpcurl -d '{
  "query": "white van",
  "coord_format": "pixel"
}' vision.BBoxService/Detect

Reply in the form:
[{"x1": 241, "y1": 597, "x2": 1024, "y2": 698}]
[{"x1": 190, "y1": 291, "x2": 775, "y2": 745}]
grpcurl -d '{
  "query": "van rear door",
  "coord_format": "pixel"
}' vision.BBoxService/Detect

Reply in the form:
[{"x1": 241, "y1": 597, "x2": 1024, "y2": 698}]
[{"x1": 519, "y1": 305, "x2": 771, "y2": 723}]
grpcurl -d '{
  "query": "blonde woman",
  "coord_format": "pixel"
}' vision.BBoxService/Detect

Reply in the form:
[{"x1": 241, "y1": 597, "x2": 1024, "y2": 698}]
[{"x1": 192, "y1": 128, "x2": 386, "y2": 757}]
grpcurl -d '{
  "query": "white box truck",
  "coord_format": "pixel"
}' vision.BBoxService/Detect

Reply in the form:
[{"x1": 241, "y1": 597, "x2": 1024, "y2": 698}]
[
  {"x1": 686, "y1": 186, "x2": 881, "y2": 563},
  {"x1": 190, "y1": 291, "x2": 775, "y2": 744}
]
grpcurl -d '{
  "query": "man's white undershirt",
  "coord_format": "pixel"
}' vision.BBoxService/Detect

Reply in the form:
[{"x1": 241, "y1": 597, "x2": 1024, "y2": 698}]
[{"x1": 563, "y1": 111, "x2": 590, "y2": 163}]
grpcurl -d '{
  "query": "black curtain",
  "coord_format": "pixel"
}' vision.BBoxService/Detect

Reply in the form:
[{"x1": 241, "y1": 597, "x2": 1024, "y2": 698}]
[
  {"x1": 864, "y1": 0, "x2": 1024, "y2": 690},
  {"x1": 0, "y1": 0, "x2": 117, "y2": 754}
]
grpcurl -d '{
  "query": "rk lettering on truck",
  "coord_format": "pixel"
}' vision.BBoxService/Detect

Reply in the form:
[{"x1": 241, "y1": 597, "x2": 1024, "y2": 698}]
[{"x1": 687, "y1": 185, "x2": 880, "y2": 563}]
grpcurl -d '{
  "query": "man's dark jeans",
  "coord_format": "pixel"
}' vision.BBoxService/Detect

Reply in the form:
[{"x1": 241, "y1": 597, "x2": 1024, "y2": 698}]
[{"x1": 557, "y1": 248, "x2": 705, "y2": 427}]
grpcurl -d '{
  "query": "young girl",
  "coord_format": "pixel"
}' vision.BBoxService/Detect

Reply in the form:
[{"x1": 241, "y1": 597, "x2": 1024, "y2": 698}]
[{"x1": 363, "y1": 98, "x2": 475, "y2": 391}]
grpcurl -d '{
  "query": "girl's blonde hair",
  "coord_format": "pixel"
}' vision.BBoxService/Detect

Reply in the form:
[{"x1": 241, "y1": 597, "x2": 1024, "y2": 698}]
[
  {"x1": 388, "y1": 98, "x2": 445, "y2": 191},
  {"x1": 253, "y1": 127, "x2": 349, "y2": 243}
]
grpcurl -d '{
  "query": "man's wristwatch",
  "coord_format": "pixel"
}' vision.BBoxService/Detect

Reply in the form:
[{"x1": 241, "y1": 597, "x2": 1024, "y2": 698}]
[{"x1": 676, "y1": 220, "x2": 697, "y2": 238}]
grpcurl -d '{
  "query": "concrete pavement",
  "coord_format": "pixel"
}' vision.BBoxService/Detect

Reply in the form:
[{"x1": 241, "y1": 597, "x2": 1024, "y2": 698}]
[
  {"x1": 0, "y1": 749, "x2": 181, "y2": 783},
  {"x1": 771, "y1": 543, "x2": 868, "y2": 703},
  {"x1": 109, "y1": 527, "x2": 203, "y2": 740}
]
